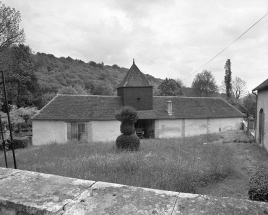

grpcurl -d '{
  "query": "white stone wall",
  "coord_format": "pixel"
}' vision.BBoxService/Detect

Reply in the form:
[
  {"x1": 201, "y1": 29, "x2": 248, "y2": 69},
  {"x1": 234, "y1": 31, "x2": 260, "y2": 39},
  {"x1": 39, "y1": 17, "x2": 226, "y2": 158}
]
[
  {"x1": 209, "y1": 118, "x2": 242, "y2": 133},
  {"x1": 32, "y1": 120, "x2": 67, "y2": 145},
  {"x1": 155, "y1": 117, "x2": 243, "y2": 138},
  {"x1": 33, "y1": 117, "x2": 243, "y2": 145},
  {"x1": 91, "y1": 121, "x2": 121, "y2": 142},
  {"x1": 185, "y1": 119, "x2": 208, "y2": 136},
  {"x1": 255, "y1": 90, "x2": 268, "y2": 151},
  {"x1": 155, "y1": 119, "x2": 183, "y2": 138}
]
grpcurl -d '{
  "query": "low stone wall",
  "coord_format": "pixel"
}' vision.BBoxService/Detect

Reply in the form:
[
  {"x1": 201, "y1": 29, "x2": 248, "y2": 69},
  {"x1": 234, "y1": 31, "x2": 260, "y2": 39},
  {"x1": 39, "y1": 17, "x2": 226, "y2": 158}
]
[{"x1": 1, "y1": 167, "x2": 268, "y2": 215}]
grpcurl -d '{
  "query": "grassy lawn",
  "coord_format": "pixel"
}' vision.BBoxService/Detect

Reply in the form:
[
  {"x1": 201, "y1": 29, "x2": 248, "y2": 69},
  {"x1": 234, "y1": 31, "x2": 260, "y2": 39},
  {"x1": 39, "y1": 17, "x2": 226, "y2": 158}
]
[{"x1": 0, "y1": 133, "x2": 237, "y2": 194}]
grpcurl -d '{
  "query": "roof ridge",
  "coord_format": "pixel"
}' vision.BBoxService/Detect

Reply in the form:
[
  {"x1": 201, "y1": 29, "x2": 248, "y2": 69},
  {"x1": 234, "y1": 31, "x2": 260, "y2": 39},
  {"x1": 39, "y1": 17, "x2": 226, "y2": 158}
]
[
  {"x1": 32, "y1": 94, "x2": 59, "y2": 119},
  {"x1": 153, "y1": 96, "x2": 222, "y2": 99},
  {"x1": 57, "y1": 94, "x2": 120, "y2": 98}
]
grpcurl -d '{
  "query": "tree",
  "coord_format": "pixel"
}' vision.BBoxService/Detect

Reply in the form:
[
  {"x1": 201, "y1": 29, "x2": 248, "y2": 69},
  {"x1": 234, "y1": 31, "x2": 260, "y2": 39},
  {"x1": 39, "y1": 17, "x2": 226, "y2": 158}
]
[
  {"x1": 224, "y1": 59, "x2": 232, "y2": 100},
  {"x1": 1, "y1": 105, "x2": 38, "y2": 132},
  {"x1": 191, "y1": 70, "x2": 218, "y2": 97},
  {"x1": 157, "y1": 78, "x2": 183, "y2": 96},
  {"x1": 242, "y1": 93, "x2": 256, "y2": 117},
  {"x1": 58, "y1": 86, "x2": 78, "y2": 95},
  {"x1": 0, "y1": 2, "x2": 25, "y2": 52},
  {"x1": 0, "y1": 44, "x2": 40, "y2": 107},
  {"x1": 232, "y1": 76, "x2": 247, "y2": 101},
  {"x1": 73, "y1": 84, "x2": 89, "y2": 95}
]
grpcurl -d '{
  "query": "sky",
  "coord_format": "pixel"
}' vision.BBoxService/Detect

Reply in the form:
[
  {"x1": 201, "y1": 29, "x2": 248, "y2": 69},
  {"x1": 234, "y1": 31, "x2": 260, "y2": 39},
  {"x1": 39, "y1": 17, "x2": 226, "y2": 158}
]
[{"x1": 3, "y1": 0, "x2": 268, "y2": 92}]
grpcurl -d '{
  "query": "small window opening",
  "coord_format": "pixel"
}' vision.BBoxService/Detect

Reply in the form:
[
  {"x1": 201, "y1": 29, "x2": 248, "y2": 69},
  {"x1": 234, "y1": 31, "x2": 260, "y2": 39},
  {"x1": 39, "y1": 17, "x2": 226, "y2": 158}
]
[{"x1": 67, "y1": 122, "x2": 88, "y2": 142}]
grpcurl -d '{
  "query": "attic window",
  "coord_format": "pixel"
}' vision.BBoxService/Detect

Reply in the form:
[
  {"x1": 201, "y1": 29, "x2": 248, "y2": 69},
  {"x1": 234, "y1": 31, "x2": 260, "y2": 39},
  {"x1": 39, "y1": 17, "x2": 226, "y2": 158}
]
[{"x1": 137, "y1": 97, "x2": 141, "y2": 102}]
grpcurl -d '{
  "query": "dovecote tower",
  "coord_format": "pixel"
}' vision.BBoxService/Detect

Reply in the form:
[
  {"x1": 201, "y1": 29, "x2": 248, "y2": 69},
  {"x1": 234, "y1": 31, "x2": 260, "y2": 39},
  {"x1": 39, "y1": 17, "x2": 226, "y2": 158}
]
[{"x1": 117, "y1": 60, "x2": 153, "y2": 110}]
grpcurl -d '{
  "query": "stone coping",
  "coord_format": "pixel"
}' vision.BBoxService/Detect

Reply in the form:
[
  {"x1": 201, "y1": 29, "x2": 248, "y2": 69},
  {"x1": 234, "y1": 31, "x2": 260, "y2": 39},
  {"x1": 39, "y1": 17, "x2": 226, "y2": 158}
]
[{"x1": 0, "y1": 167, "x2": 268, "y2": 214}]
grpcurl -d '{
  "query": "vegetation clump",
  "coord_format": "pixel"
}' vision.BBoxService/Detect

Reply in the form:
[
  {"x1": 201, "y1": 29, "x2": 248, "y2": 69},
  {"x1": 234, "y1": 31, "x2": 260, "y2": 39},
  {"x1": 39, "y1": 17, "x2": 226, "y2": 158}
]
[
  {"x1": 248, "y1": 164, "x2": 268, "y2": 202},
  {"x1": 115, "y1": 106, "x2": 140, "y2": 151}
]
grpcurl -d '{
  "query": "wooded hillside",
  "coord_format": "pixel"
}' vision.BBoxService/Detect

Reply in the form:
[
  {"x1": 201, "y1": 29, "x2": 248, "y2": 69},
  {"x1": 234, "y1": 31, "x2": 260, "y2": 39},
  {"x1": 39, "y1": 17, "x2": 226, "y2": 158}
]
[{"x1": 32, "y1": 53, "x2": 163, "y2": 104}]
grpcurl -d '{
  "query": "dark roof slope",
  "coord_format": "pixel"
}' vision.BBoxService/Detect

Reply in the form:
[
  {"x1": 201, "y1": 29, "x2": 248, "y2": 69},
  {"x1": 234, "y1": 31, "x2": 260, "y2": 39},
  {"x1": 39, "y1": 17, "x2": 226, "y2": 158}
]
[
  {"x1": 252, "y1": 79, "x2": 268, "y2": 91},
  {"x1": 117, "y1": 61, "x2": 152, "y2": 88},
  {"x1": 33, "y1": 95, "x2": 122, "y2": 121},
  {"x1": 138, "y1": 97, "x2": 244, "y2": 119},
  {"x1": 33, "y1": 95, "x2": 244, "y2": 121}
]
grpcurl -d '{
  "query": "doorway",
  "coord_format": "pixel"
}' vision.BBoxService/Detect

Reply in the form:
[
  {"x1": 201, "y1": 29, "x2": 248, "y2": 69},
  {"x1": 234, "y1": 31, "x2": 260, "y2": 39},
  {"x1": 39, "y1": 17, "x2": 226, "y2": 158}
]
[
  {"x1": 259, "y1": 109, "x2": 265, "y2": 144},
  {"x1": 135, "y1": 119, "x2": 155, "y2": 139}
]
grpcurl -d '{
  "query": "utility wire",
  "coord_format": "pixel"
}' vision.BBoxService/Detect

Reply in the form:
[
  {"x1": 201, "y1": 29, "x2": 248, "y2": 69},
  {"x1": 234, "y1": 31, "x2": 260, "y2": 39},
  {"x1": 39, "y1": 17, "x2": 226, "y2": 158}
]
[{"x1": 183, "y1": 12, "x2": 268, "y2": 81}]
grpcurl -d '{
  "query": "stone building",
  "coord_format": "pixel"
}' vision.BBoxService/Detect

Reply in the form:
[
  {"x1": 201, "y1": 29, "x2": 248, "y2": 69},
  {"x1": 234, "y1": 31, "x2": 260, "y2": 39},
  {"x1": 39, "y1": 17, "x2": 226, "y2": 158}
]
[{"x1": 32, "y1": 61, "x2": 244, "y2": 145}]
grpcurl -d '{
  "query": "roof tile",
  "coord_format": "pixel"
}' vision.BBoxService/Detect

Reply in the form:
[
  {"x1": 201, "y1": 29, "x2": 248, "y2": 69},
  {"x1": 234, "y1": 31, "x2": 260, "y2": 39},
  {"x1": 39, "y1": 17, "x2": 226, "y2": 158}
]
[{"x1": 33, "y1": 95, "x2": 244, "y2": 121}]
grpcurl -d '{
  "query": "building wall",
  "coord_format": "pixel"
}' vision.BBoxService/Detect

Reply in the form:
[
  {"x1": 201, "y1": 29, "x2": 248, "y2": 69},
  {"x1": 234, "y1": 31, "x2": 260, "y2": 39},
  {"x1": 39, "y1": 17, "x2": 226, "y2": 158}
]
[
  {"x1": 32, "y1": 120, "x2": 67, "y2": 145},
  {"x1": 255, "y1": 90, "x2": 268, "y2": 151},
  {"x1": 91, "y1": 121, "x2": 121, "y2": 142},
  {"x1": 155, "y1": 117, "x2": 243, "y2": 138},
  {"x1": 33, "y1": 117, "x2": 243, "y2": 145},
  {"x1": 184, "y1": 119, "x2": 208, "y2": 136},
  {"x1": 209, "y1": 118, "x2": 242, "y2": 133},
  {"x1": 155, "y1": 119, "x2": 183, "y2": 138}
]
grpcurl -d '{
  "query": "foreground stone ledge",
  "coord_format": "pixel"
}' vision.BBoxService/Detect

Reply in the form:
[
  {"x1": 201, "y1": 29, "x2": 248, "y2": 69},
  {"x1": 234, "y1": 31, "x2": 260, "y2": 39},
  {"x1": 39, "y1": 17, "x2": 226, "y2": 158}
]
[
  {"x1": 0, "y1": 168, "x2": 95, "y2": 214},
  {"x1": 173, "y1": 193, "x2": 268, "y2": 214},
  {"x1": 62, "y1": 181, "x2": 178, "y2": 214},
  {"x1": 0, "y1": 167, "x2": 268, "y2": 215}
]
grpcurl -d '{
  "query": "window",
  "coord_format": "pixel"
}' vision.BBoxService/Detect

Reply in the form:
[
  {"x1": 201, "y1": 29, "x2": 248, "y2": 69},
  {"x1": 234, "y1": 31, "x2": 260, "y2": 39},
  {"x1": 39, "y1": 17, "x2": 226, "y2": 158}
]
[{"x1": 67, "y1": 122, "x2": 88, "y2": 142}]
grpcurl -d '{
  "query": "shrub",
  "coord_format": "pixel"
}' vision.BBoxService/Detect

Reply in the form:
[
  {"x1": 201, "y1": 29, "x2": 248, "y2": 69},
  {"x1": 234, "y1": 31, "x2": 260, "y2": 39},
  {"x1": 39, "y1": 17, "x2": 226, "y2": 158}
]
[
  {"x1": 116, "y1": 134, "x2": 140, "y2": 151},
  {"x1": 8, "y1": 138, "x2": 28, "y2": 150},
  {"x1": 248, "y1": 164, "x2": 268, "y2": 202},
  {"x1": 115, "y1": 106, "x2": 138, "y2": 123},
  {"x1": 234, "y1": 133, "x2": 254, "y2": 143},
  {"x1": 120, "y1": 122, "x2": 135, "y2": 135},
  {"x1": 115, "y1": 106, "x2": 140, "y2": 151}
]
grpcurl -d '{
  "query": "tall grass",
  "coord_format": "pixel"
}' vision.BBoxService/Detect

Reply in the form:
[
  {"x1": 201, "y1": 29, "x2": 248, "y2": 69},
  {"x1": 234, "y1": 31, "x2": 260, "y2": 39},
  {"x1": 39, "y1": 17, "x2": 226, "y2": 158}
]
[{"x1": 0, "y1": 133, "x2": 235, "y2": 193}]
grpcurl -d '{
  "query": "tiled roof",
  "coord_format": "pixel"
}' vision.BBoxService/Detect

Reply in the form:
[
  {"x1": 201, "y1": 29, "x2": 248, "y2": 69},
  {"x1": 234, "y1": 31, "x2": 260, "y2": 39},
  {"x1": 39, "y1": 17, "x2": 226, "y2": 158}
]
[
  {"x1": 252, "y1": 79, "x2": 268, "y2": 91},
  {"x1": 33, "y1": 95, "x2": 244, "y2": 121},
  {"x1": 33, "y1": 95, "x2": 122, "y2": 121},
  {"x1": 117, "y1": 61, "x2": 152, "y2": 88}
]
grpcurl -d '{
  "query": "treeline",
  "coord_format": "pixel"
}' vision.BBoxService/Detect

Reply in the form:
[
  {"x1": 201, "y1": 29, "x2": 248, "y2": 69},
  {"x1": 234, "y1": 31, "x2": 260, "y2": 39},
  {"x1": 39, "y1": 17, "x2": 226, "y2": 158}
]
[{"x1": 32, "y1": 52, "x2": 163, "y2": 103}]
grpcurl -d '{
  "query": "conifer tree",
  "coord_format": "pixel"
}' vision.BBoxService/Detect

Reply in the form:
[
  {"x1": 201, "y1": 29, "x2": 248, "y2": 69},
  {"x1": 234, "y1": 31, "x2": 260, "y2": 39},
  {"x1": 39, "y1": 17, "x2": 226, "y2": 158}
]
[{"x1": 224, "y1": 59, "x2": 232, "y2": 100}]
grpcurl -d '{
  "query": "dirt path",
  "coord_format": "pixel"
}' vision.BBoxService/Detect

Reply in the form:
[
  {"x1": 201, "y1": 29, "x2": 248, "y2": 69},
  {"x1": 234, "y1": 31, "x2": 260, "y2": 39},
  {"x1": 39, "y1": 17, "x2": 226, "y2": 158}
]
[{"x1": 197, "y1": 130, "x2": 268, "y2": 199}]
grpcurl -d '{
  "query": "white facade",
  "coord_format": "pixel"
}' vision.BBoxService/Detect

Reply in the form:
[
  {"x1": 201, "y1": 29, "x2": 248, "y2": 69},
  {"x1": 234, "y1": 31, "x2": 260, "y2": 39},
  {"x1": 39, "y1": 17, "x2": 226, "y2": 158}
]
[
  {"x1": 32, "y1": 120, "x2": 67, "y2": 145},
  {"x1": 155, "y1": 119, "x2": 183, "y2": 138},
  {"x1": 255, "y1": 90, "x2": 268, "y2": 151},
  {"x1": 33, "y1": 117, "x2": 243, "y2": 145},
  {"x1": 91, "y1": 121, "x2": 121, "y2": 142},
  {"x1": 154, "y1": 117, "x2": 242, "y2": 139},
  {"x1": 32, "y1": 120, "x2": 121, "y2": 145},
  {"x1": 209, "y1": 118, "x2": 242, "y2": 133},
  {"x1": 184, "y1": 119, "x2": 208, "y2": 136}
]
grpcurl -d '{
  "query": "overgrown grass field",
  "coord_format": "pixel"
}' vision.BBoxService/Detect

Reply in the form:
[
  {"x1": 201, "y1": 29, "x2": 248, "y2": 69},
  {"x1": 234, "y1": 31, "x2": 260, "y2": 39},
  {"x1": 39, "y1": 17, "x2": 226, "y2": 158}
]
[{"x1": 1, "y1": 133, "x2": 236, "y2": 193}]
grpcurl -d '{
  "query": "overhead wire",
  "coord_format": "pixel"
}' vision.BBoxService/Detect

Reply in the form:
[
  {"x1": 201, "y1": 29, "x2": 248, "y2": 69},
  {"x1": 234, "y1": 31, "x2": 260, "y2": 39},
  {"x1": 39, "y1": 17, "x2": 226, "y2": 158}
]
[{"x1": 182, "y1": 12, "x2": 268, "y2": 81}]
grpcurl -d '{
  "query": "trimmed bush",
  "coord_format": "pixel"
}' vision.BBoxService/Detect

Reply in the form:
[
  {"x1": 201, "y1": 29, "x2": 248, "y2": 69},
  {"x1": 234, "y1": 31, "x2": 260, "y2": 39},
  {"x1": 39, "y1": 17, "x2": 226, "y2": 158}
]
[
  {"x1": 115, "y1": 106, "x2": 140, "y2": 151},
  {"x1": 115, "y1": 106, "x2": 138, "y2": 123},
  {"x1": 116, "y1": 134, "x2": 140, "y2": 151},
  {"x1": 248, "y1": 164, "x2": 268, "y2": 202},
  {"x1": 120, "y1": 122, "x2": 135, "y2": 135}
]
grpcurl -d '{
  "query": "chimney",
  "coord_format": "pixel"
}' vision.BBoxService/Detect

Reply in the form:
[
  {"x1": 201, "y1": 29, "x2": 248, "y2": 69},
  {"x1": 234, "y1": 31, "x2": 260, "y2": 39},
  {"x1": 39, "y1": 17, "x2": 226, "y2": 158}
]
[{"x1": 167, "y1": 100, "x2": 172, "y2": 115}]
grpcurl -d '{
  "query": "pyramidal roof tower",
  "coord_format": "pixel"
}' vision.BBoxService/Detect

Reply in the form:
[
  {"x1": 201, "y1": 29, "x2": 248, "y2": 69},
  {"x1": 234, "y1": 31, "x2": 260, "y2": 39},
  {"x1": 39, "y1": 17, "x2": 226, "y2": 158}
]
[{"x1": 117, "y1": 60, "x2": 153, "y2": 110}]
